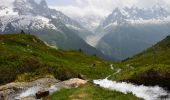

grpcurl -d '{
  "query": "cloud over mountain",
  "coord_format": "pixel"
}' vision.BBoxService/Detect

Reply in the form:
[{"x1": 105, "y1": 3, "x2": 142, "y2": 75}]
[{"x1": 51, "y1": 0, "x2": 170, "y2": 18}]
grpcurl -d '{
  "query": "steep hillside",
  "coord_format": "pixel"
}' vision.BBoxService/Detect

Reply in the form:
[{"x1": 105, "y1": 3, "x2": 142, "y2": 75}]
[
  {"x1": 0, "y1": 33, "x2": 113, "y2": 85},
  {"x1": 0, "y1": 0, "x2": 107, "y2": 60},
  {"x1": 96, "y1": 24, "x2": 170, "y2": 60},
  {"x1": 95, "y1": 6, "x2": 170, "y2": 61},
  {"x1": 126, "y1": 35, "x2": 170, "y2": 65},
  {"x1": 112, "y1": 35, "x2": 170, "y2": 89},
  {"x1": 47, "y1": 35, "x2": 170, "y2": 100},
  {"x1": 0, "y1": 33, "x2": 142, "y2": 100}
]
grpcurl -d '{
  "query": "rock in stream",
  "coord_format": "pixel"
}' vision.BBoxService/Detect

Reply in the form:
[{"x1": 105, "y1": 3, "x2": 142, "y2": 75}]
[{"x1": 0, "y1": 77, "x2": 87, "y2": 100}]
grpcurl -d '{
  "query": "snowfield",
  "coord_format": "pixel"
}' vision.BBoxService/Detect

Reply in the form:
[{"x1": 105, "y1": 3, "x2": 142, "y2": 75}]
[{"x1": 0, "y1": 15, "x2": 58, "y2": 31}]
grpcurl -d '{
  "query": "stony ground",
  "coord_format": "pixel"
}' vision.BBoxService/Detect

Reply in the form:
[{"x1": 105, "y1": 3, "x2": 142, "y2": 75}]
[{"x1": 0, "y1": 77, "x2": 87, "y2": 100}]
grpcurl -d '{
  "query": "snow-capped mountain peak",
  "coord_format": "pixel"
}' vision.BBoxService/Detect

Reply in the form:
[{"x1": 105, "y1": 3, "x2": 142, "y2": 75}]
[
  {"x1": 102, "y1": 8, "x2": 126, "y2": 27},
  {"x1": 39, "y1": 0, "x2": 48, "y2": 8},
  {"x1": 99, "y1": 6, "x2": 170, "y2": 28},
  {"x1": 0, "y1": 0, "x2": 87, "y2": 36}
]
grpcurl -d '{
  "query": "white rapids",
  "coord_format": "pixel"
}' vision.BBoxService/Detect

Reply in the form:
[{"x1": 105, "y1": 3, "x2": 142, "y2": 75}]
[
  {"x1": 93, "y1": 78, "x2": 170, "y2": 100},
  {"x1": 16, "y1": 86, "x2": 40, "y2": 99},
  {"x1": 15, "y1": 85, "x2": 59, "y2": 99}
]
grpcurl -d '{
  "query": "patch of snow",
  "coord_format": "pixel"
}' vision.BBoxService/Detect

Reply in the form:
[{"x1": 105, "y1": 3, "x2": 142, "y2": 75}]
[
  {"x1": 51, "y1": 15, "x2": 57, "y2": 19},
  {"x1": 66, "y1": 24, "x2": 82, "y2": 31},
  {"x1": 85, "y1": 33, "x2": 105, "y2": 47},
  {"x1": 36, "y1": 16, "x2": 50, "y2": 23},
  {"x1": 94, "y1": 78, "x2": 170, "y2": 100},
  {"x1": 104, "y1": 22, "x2": 118, "y2": 29},
  {"x1": 121, "y1": 9, "x2": 130, "y2": 17},
  {"x1": 33, "y1": 16, "x2": 57, "y2": 30},
  {"x1": 114, "y1": 12, "x2": 118, "y2": 16},
  {"x1": 127, "y1": 16, "x2": 170, "y2": 25},
  {"x1": 102, "y1": 16, "x2": 170, "y2": 28},
  {"x1": 0, "y1": 15, "x2": 59, "y2": 31},
  {"x1": 0, "y1": 7, "x2": 17, "y2": 17}
]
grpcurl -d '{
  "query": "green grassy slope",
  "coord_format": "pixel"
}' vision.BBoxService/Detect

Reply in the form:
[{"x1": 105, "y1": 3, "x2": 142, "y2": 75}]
[
  {"x1": 111, "y1": 36, "x2": 170, "y2": 89},
  {"x1": 42, "y1": 35, "x2": 170, "y2": 100},
  {"x1": 1, "y1": 33, "x2": 170, "y2": 99},
  {"x1": 47, "y1": 84, "x2": 140, "y2": 100},
  {"x1": 0, "y1": 33, "x2": 141, "y2": 100},
  {"x1": 0, "y1": 33, "x2": 114, "y2": 84},
  {"x1": 126, "y1": 35, "x2": 170, "y2": 65}
]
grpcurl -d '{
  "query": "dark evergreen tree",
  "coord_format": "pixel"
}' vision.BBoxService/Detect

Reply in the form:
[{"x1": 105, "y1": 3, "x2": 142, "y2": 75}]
[{"x1": 20, "y1": 30, "x2": 25, "y2": 34}]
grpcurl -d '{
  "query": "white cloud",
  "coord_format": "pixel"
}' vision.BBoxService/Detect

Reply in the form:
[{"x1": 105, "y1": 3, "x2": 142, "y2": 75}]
[
  {"x1": 52, "y1": 5, "x2": 111, "y2": 18},
  {"x1": 76, "y1": 0, "x2": 83, "y2": 5},
  {"x1": 0, "y1": 0, "x2": 14, "y2": 6},
  {"x1": 50, "y1": 0, "x2": 170, "y2": 31},
  {"x1": 2, "y1": 0, "x2": 170, "y2": 19},
  {"x1": 51, "y1": 0, "x2": 170, "y2": 19}
]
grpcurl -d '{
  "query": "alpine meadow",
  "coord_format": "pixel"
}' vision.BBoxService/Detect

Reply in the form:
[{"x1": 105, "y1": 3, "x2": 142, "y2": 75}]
[{"x1": 1, "y1": 0, "x2": 170, "y2": 100}]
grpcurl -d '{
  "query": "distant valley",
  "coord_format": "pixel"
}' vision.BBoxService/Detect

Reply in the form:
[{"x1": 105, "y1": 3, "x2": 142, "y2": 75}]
[
  {"x1": 1, "y1": 0, "x2": 170, "y2": 100},
  {"x1": 1, "y1": 0, "x2": 170, "y2": 61}
]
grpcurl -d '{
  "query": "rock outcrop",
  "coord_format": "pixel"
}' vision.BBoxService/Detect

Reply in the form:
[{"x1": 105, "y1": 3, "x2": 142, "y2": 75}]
[
  {"x1": 62, "y1": 78, "x2": 87, "y2": 88},
  {"x1": 36, "y1": 91, "x2": 49, "y2": 99},
  {"x1": 0, "y1": 77, "x2": 87, "y2": 100}
]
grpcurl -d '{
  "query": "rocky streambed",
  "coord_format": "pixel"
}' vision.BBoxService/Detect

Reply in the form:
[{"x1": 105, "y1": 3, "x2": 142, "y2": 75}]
[{"x1": 0, "y1": 77, "x2": 87, "y2": 100}]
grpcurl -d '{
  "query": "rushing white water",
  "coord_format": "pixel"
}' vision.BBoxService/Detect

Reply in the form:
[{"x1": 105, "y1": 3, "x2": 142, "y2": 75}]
[
  {"x1": 15, "y1": 85, "x2": 59, "y2": 99},
  {"x1": 93, "y1": 78, "x2": 170, "y2": 100},
  {"x1": 15, "y1": 86, "x2": 40, "y2": 99},
  {"x1": 48, "y1": 85, "x2": 59, "y2": 95}
]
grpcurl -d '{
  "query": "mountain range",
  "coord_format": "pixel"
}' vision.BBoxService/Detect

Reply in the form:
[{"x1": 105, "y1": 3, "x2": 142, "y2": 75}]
[
  {"x1": 0, "y1": 0, "x2": 109, "y2": 60},
  {"x1": 1, "y1": 0, "x2": 170, "y2": 61},
  {"x1": 1, "y1": 1, "x2": 170, "y2": 99},
  {"x1": 93, "y1": 6, "x2": 170, "y2": 60},
  {"x1": 1, "y1": 29, "x2": 170, "y2": 100}
]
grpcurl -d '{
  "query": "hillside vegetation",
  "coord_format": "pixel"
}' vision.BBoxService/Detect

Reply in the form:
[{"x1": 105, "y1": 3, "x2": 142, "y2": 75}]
[
  {"x1": 2, "y1": 33, "x2": 170, "y2": 99},
  {"x1": 0, "y1": 33, "x2": 142, "y2": 100},
  {"x1": 111, "y1": 36, "x2": 170, "y2": 89},
  {"x1": 0, "y1": 33, "x2": 114, "y2": 85},
  {"x1": 48, "y1": 84, "x2": 140, "y2": 100},
  {"x1": 49, "y1": 35, "x2": 170, "y2": 100}
]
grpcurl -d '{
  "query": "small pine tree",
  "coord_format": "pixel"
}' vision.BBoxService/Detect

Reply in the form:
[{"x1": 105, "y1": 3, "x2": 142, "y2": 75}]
[
  {"x1": 93, "y1": 54, "x2": 97, "y2": 57},
  {"x1": 20, "y1": 30, "x2": 25, "y2": 34},
  {"x1": 78, "y1": 48, "x2": 83, "y2": 53}
]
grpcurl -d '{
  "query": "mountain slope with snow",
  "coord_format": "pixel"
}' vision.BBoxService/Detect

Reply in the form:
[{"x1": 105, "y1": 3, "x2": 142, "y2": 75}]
[
  {"x1": 99, "y1": 6, "x2": 169, "y2": 29},
  {"x1": 0, "y1": 0, "x2": 108, "y2": 60},
  {"x1": 95, "y1": 6, "x2": 170, "y2": 60}
]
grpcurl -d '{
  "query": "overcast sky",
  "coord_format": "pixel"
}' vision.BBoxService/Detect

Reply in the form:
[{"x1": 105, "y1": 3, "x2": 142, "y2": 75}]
[
  {"x1": 48, "y1": 0, "x2": 170, "y2": 18},
  {"x1": 2, "y1": 0, "x2": 170, "y2": 18}
]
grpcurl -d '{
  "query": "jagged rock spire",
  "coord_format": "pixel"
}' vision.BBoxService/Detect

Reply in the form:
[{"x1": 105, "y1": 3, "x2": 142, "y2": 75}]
[
  {"x1": 13, "y1": 0, "x2": 25, "y2": 5},
  {"x1": 40, "y1": 0, "x2": 48, "y2": 8},
  {"x1": 27, "y1": 0, "x2": 36, "y2": 4}
]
